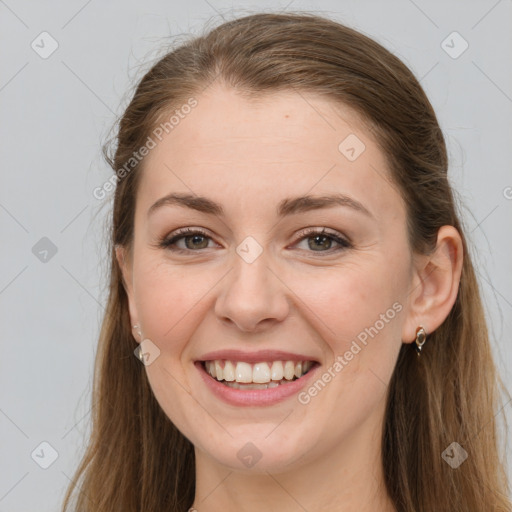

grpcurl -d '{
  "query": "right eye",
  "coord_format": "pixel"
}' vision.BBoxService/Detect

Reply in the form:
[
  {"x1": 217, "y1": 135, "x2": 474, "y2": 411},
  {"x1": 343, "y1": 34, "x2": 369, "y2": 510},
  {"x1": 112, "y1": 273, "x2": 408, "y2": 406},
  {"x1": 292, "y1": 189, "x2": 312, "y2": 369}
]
[{"x1": 159, "y1": 227, "x2": 218, "y2": 253}]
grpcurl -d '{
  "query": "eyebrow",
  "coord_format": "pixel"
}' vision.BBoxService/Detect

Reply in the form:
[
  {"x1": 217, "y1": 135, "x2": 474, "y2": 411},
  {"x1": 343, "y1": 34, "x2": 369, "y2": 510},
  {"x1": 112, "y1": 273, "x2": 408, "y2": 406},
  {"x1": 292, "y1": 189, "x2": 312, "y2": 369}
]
[{"x1": 147, "y1": 192, "x2": 373, "y2": 219}]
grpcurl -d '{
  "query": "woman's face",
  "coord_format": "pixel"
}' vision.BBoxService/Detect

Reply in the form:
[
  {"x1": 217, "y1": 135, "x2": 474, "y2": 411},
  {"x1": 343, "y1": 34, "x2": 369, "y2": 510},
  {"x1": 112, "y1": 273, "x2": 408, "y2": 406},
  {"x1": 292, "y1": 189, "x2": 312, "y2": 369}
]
[{"x1": 118, "y1": 85, "x2": 418, "y2": 473}]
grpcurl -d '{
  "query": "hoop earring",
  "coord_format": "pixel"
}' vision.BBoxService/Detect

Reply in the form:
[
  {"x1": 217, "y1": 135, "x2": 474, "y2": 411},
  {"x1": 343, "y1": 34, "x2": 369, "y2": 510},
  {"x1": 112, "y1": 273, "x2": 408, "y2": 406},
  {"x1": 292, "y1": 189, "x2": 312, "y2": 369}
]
[{"x1": 415, "y1": 326, "x2": 427, "y2": 356}]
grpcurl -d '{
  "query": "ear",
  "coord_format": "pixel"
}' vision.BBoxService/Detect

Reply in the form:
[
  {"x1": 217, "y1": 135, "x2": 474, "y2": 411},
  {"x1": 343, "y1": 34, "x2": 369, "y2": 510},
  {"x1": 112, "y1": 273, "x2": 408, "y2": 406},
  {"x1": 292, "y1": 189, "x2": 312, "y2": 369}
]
[
  {"x1": 115, "y1": 244, "x2": 140, "y2": 341},
  {"x1": 402, "y1": 225, "x2": 463, "y2": 343}
]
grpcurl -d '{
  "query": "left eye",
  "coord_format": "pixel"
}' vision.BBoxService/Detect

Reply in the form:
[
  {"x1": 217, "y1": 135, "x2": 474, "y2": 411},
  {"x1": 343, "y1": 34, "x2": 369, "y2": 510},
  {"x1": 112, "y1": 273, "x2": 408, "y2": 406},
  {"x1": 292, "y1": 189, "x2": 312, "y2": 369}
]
[
  {"x1": 159, "y1": 227, "x2": 351, "y2": 254},
  {"x1": 294, "y1": 228, "x2": 351, "y2": 253}
]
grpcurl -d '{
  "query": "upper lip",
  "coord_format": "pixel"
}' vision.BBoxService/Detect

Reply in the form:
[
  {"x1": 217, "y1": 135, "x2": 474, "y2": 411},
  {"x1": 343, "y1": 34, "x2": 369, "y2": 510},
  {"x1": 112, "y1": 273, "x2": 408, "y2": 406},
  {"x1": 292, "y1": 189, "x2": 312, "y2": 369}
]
[{"x1": 197, "y1": 349, "x2": 320, "y2": 364}]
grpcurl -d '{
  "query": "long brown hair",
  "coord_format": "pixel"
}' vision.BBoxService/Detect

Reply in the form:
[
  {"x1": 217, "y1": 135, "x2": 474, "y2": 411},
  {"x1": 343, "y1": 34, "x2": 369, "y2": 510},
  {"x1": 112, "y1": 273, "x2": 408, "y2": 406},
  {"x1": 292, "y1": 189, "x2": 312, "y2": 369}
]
[{"x1": 62, "y1": 12, "x2": 511, "y2": 511}]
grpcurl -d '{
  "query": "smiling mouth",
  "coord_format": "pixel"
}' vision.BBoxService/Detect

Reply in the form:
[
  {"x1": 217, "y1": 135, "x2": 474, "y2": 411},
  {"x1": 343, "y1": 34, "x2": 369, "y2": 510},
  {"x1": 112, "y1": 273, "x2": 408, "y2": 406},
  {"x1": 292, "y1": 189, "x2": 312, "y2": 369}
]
[{"x1": 200, "y1": 359, "x2": 318, "y2": 390}]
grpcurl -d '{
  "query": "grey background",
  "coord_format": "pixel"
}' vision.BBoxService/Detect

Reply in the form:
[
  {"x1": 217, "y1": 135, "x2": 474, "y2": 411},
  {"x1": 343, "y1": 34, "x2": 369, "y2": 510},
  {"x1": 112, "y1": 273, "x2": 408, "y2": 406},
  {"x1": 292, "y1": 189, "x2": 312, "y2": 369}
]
[{"x1": 1, "y1": 0, "x2": 511, "y2": 510}]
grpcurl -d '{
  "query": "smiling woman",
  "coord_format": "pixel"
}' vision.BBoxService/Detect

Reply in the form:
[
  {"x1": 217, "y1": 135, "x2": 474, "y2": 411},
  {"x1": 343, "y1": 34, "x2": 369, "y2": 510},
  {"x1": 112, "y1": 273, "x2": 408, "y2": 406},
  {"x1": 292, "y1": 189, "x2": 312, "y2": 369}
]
[{"x1": 62, "y1": 12, "x2": 511, "y2": 512}]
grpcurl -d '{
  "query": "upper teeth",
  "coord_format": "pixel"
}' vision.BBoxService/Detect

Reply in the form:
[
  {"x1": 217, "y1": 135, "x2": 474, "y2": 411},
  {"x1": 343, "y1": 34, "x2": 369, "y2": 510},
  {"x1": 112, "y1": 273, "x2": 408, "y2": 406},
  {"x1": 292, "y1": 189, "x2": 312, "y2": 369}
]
[{"x1": 204, "y1": 360, "x2": 313, "y2": 383}]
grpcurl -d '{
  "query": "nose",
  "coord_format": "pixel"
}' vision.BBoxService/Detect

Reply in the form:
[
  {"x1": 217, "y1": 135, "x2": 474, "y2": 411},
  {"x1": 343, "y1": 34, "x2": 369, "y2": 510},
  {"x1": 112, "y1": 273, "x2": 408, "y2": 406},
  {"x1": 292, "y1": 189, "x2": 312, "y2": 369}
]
[{"x1": 214, "y1": 249, "x2": 290, "y2": 333}]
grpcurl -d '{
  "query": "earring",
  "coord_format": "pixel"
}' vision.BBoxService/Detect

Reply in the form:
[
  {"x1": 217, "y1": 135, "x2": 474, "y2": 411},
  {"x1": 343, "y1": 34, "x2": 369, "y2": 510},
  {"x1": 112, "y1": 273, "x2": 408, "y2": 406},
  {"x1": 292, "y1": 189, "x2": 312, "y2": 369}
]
[
  {"x1": 136, "y1": 345, "x2": 145, "y2": 363},
  {"x1": 415, "y1": 326, "x2": 427, "y2": 356},
  {"x1": 132, "y1": 324, "x2": 145, "y2": 362}
]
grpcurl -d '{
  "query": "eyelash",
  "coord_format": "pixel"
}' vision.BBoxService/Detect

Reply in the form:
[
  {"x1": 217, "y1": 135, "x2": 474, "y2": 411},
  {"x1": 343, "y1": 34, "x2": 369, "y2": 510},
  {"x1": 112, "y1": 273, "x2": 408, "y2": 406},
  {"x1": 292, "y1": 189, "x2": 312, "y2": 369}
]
[{"x1": 158, "y1": 227, "x2": 352, "y2": 255}]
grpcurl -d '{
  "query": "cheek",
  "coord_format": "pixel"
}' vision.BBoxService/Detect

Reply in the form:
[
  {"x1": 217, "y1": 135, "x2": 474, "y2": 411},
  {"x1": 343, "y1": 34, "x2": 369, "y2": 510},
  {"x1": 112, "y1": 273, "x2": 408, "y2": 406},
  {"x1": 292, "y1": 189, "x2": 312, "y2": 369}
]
[
  {"x1": 133, "y1": 258, "x2": 216, "y2": 437},
  {"x1": 133, "y1": 256, "x2": 212, "y2": 345},
  {"x1": 289, "y1": 260, "x2": 405, "y2": 357},
  {"x1": 285, "y1": 264, "x2": 404, "y2": 446}
]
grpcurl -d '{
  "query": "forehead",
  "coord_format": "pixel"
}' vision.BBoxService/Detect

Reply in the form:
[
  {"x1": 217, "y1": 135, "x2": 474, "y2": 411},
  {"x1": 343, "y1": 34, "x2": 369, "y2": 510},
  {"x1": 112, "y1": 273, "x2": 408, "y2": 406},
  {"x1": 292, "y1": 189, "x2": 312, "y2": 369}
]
[{"x1": 136, "y1": 85, "x2": 403, "y2": 223}]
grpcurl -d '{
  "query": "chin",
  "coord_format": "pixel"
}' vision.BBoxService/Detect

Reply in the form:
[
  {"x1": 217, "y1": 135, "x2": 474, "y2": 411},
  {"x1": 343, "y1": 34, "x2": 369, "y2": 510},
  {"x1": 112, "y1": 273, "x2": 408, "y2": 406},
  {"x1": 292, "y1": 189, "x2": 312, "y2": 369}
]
[{"x1": 195, "y1": 427, "x2": 317, "y2": 474}]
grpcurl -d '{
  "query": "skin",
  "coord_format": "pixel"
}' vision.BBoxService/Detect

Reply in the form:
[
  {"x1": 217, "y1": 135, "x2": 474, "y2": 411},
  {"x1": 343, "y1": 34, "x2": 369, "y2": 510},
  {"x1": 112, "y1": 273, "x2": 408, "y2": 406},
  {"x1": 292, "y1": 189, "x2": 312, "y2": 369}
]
[{"x1": 116, "y1": 84, "x2": 463, "y2": 512}]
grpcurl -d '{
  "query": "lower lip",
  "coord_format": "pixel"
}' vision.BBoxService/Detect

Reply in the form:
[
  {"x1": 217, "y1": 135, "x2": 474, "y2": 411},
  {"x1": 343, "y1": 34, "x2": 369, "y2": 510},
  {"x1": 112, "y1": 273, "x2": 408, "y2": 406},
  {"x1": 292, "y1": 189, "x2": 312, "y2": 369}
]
[{"x1": 195, "y1": 361, "x2": 320, "y2": 407}]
